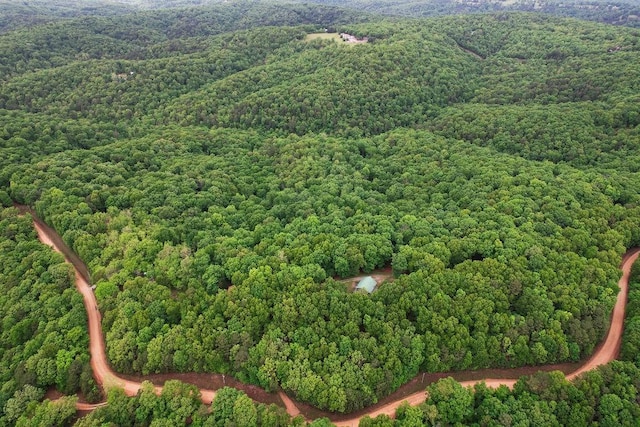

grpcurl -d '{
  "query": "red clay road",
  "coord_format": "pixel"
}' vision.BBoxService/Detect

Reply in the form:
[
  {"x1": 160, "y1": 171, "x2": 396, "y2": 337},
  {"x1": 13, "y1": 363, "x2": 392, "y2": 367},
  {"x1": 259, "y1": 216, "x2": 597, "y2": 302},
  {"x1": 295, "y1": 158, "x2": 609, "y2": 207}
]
[
  {"x1": 31, "y1": 213, "x2": 640, "y2": 424},
  {"x1": 333, "y1": 249, "x2": 640, "y2": 427}
]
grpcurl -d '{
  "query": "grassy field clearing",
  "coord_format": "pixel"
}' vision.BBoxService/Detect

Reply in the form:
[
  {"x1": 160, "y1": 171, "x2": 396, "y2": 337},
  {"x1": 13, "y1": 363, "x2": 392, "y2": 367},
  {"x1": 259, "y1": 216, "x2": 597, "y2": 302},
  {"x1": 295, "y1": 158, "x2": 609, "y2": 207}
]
[{"x1": 305, "y1": 32, "x2": 342, "y2": 42}]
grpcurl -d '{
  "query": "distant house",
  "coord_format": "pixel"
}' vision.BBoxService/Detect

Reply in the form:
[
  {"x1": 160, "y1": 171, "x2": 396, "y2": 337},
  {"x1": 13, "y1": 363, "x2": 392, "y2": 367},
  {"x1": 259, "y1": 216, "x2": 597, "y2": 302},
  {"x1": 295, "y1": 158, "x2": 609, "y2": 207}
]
[
  {"x1": 355, "y1": 276, "x2": 377, "y2": 293},
  {"x1": 339, "y1": 33, "x2": 369, "y2": 44}
]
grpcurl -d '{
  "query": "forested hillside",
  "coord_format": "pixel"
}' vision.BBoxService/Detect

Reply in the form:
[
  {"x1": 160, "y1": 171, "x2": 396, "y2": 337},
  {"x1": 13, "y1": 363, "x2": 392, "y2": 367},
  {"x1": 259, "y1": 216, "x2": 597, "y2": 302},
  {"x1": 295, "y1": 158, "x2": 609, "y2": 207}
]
[
  {"x1": 305, "y1": 0, "x2": 640, "y2": 27},
  {"x1": 362, "y1": 257, "x2": 640, "y2": 426},
  {"x1": 2, "y1": 1, "x2": 640, "y2": 424},
  {"x1": 0, "y1": 0, "x2": 369, "y2": 34},
  {"x1": 0, "y1": 0, "x2": 136, "y2": 33},
  {"x1": 0, "y1": 206, "x2": 97, "y2": 425}
]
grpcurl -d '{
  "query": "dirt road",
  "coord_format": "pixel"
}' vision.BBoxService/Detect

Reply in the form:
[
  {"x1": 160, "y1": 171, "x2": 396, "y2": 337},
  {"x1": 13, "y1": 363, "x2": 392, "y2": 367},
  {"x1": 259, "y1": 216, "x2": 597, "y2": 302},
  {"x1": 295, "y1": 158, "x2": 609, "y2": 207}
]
[
  {"x1": 333, "y1": 249, "x2": 639, "y2": 426},
  {"x1": 34, "y1": 221, "x2": 175, "y2": 400},
  {"x1": 30, "y1": 211, "x2": 640, "y2": 423}
]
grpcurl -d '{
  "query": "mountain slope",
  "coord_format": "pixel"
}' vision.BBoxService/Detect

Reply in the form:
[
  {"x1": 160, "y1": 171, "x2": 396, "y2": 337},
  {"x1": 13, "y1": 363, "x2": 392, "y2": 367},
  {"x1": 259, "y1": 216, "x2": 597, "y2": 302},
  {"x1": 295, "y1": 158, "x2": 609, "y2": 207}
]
[{"x1": 2, "y1": 9, "x2": 640, "y2": 417}]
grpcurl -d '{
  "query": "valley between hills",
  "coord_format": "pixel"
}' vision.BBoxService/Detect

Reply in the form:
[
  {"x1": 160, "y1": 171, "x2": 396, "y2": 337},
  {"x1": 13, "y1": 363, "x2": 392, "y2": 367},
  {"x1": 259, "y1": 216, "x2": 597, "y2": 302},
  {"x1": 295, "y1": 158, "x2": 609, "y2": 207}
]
[{"x1": 2, "y1": 1, "x2": 640, "y2": 425}]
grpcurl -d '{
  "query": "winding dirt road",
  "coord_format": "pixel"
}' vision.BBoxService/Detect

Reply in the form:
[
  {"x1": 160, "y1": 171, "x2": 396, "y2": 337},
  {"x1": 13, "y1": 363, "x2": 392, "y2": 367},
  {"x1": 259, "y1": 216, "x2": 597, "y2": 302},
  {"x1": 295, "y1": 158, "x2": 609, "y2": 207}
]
[
  {"x1": 34, "y1": 221, "x2": 181, "y2": 401},
  {"x1": 333, "y1": 248, "x2": 639, "y2": 427},
  {"x1": 30, "y1": 210, "x2": 640, "y2": 424}
]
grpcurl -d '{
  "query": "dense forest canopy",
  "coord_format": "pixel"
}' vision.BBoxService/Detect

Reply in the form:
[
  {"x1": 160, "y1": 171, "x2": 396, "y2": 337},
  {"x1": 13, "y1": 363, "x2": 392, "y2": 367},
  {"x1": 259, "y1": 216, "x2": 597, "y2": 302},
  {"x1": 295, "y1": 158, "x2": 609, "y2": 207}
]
[
  {"x1": 2, "y1": 0, "x2": 640, "y2": 425},
  {"x1": 4, "y1": 0, "x2": 640, "y2": 33},
  {"x1": 0, "y1": 207, "x2": 98, "y2": 426},
  {"x1": 304, "y1": 0, "x2": 640, "y2": 27},
  {"x1": 0, "y1": 0, "x2": 374, "y2": 35},
  {"x1": 0, "y1": 0, "x2": 136, "y2": 33}
]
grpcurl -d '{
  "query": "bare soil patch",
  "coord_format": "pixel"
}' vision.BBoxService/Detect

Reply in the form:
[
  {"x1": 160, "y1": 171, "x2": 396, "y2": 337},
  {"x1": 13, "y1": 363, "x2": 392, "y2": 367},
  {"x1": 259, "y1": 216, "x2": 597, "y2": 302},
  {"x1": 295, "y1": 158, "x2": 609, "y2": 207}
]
[{"x1": 336, "y1": 266, "x2": 394, "y2": 291}]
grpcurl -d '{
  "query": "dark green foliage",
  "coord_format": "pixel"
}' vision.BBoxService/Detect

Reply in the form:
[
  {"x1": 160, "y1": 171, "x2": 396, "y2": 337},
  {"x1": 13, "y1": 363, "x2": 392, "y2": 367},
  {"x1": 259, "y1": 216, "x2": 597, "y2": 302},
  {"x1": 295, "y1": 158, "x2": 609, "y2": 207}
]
[
  {"x1": 0, "y1": 208, "x2": 94, "y2": 424},
  {"x1": 74, "y1": 383, "x2": 292, "y2": 426},
  {"x1": 305, "y1": 0, "x2": 640, "y2": 27},
  {"x1": 209, "y1": 387, "x2": 261, "y2": 427},
  {"x1": 425, "y1": 378, "x2": 474, "y2": 424},
  {"x1": 414, "y1": 363, "x2": 640, "y2": 425},
  {"x1": 0, "y1": 27, "x2": 309, "y2": 125},
  {"x1": 8, "y1": 124, "x2": 634, "y2": 411},
  {"x1": 0, "y1": 0, "x2": 137, "y2": 34},
  {"x1": 14, "y1": 395, "x2": 78, "y2": 427},
  {"x1": 3, "y1": 3, "x2": 640, "y2": 419},
  {"x1": 0, "y1": 2, "x2": 370, "y2": 77},
  {"x1": 359, "y1": 414, "x2": 394, "y2": 427},
  {"x1": 405, "y1": 253, "x2": 640, "y2": 425},
  {"x1": 161, "y1": 27, "x2": 478, "y2": 136},
  {"x1": 620, "y1": 259, "x2": 640, "y2": 364}
]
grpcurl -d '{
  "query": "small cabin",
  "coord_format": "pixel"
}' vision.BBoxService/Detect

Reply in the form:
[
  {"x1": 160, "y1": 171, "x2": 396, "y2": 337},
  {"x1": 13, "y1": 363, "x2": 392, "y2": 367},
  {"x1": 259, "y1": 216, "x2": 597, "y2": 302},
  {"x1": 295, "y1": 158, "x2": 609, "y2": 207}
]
[
  {"x1": 355, "y1": 276, "x2": 377, "y2": 293},
  {"x1": 339, "y1": 33, "x2": 369, "y2": 44}
]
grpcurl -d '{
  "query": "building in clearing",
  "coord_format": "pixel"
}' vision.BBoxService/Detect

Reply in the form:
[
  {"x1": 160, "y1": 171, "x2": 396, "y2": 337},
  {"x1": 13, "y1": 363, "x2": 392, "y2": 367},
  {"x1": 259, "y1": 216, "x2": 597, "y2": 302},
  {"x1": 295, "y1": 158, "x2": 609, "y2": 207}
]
[
  {"x1": 355, "y1": 276, "x2": 377, "y2": 293},
  {"x1": 339, "y1": 33, "x2": 368, "y2": 44}
]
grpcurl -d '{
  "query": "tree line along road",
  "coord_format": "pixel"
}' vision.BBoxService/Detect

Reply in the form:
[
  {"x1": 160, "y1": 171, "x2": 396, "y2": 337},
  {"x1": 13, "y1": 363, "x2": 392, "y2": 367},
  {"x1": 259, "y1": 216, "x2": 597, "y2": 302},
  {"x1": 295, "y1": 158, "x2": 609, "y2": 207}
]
[{"x1": 26, "y1": 207, "x2": 640, "y2": 425}]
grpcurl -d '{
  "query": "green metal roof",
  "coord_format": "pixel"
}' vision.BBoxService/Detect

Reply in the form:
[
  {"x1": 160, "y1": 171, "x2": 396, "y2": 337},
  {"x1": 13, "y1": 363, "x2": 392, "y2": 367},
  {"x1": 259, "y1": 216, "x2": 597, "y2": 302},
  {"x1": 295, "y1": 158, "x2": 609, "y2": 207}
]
[{"x1": 355, "y1": 276, "x2": 377, "y2": 293}]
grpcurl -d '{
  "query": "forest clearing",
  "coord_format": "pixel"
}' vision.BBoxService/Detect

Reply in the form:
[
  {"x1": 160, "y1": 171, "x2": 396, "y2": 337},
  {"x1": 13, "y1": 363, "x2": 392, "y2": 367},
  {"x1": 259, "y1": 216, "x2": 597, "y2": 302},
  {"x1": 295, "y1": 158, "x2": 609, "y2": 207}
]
[
  {"x1": 25, "y1": 208, "x2": 640, "y2": 424},
  {"x1": 2, "y1": 0, "x2": 640, "y2": 425}
]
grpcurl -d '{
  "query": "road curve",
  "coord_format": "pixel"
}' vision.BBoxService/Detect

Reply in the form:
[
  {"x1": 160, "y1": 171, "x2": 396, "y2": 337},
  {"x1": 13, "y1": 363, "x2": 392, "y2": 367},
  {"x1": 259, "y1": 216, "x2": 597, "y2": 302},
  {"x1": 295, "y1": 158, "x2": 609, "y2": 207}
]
[
  {"x1": 34, "y1": 221, "x2": 196, "y2": 401},
  {"x1": 333, "y1": 249, "x2": 640, "y2": 427},
  {"x1": 30, "y1": 211, "x2": 640, "y2": 423}
]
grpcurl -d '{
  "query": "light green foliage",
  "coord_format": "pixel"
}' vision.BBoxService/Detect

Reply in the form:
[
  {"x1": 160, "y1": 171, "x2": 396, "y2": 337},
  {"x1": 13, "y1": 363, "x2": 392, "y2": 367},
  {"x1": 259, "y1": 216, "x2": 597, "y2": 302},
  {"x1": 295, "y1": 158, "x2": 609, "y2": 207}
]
[
  {"x1": 414, "y1": 363, "x2": 640, "y2": 425},
  {"x1": 425, "y1": 378, "x2": 474, "y2": 424},
  {"x1": 206, "y1": 387, "x2": 289, "y2": 427},
  {"x1": 3, "y1": 385, "x2": 45, "y2": 423},
  {"x1": 2, "y1": 2, "x2": 640, "y2": 420},
  {"x1": 14, "y1": 396, "x2": 78, "y2": 427},
  {"x1": 0, "y1": 208, "x2": 96, "y2": 423},
  {"x1": 622, "y1": 260, "x2": 640, "y2": 364}
]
